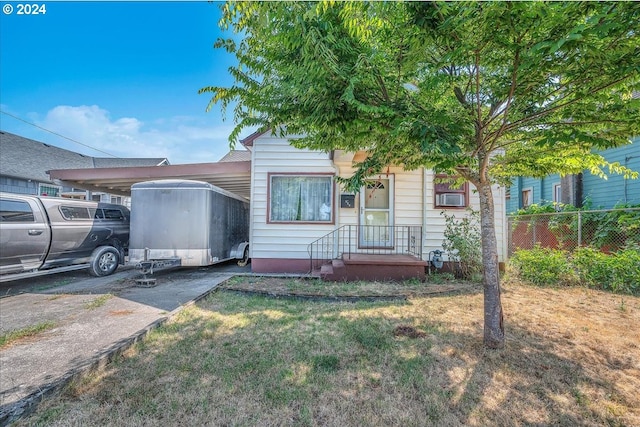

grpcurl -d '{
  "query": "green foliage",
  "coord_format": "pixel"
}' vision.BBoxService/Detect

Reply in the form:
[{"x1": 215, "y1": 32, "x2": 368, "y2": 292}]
[
  {"x1": 509, "y1": 246, "x2": 640, "y2": 295},
  {"x1": 204, "y1": 1, "x2": 640, "y2": 185},
  {"x1": 589, "y1": 204, "x2": 640, "y2": 249},
  {"x1": 508, "y1": 246, "x2": 578, "y2": 287},
  {"x1": 572, "y1": 247, "x2": 640, "y2": 294},
  {"x1": 512, "y1": 204, "x2": 640, "y2": 251},
  {"x1": 514, "y1": 202, "x2": 569, "y2": 216},
  {"x1": 441, "y1": 209, "x2": 482, "y2": 279}
]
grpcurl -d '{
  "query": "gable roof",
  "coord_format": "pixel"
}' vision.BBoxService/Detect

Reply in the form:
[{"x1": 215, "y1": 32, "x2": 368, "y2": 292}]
[
  {"x1": 0, "y1": 131, "x2": 169, "y2": 183},
  {"x1": 239, "y1": 129, "x2": 269, "y2": 148}
]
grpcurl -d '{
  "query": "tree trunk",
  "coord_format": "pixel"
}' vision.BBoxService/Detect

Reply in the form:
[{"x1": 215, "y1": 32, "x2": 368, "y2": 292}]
[{"x1": 477, "y1": 181, "x2": 505, "y2": 349}]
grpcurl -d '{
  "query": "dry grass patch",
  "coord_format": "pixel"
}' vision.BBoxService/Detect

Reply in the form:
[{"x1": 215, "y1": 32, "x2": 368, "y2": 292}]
[{"x1": 15, "y1": 280, "x2": 640, "y2": 427}]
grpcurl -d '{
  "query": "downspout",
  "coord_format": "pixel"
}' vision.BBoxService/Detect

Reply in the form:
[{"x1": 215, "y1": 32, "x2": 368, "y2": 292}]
[
  {"x1": 422, "y1": 167, "x2": 427, "y2": 261},
  {"x1": 331, "y1": 154, "x2": 341, "y2": 260},
  {"x1": 517, "y1": 176, "x2": 523, "y2": 208},
  {"x1": 624, "y1": 155, "x2": 637, "y2": 203}
]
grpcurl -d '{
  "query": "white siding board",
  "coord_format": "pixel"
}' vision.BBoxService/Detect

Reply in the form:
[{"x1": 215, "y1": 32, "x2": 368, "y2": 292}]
[
  {"x1": 250, "y1": 134, "x2": 507, "y2": 264},
  {"x1": 250, "y1": 134, "x2": 338, "y2": 261}
]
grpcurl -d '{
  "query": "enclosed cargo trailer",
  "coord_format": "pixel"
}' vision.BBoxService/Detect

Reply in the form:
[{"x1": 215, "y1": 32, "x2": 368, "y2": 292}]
[{"x1": 129, "y1": 179, "x2": 249, "y2": 273}]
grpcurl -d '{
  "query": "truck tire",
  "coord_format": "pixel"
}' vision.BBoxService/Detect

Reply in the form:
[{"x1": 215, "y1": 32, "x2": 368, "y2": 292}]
[{"x1": 89, "y1": 246, "x2": 120, "y2": 277}]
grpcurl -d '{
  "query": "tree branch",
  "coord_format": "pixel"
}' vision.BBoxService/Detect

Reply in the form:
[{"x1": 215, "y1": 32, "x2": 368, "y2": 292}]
[{"x1": 498, "y1": 75, "x2": 633, "y2": 135}]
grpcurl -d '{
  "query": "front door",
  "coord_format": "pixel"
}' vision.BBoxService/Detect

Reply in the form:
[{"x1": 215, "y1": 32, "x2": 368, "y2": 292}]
[{"x1": 359, "y1": 176, "x2": 394, "y2": 248}]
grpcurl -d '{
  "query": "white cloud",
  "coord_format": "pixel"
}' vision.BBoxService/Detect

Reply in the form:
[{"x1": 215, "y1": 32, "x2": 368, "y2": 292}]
[{"x1": 37, "y1": 105, "x2": 239, "y2": 164}]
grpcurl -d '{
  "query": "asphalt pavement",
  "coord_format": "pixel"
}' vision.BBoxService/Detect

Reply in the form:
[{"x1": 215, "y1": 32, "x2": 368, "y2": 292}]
[{"x1": 0, "y1": 261, "x2": 250, "y2": 425}]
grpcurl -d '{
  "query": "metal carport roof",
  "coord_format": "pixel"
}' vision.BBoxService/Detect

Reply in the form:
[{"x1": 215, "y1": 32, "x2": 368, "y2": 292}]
[{"x1": 48, "y1": 160, "x2": 252, "y2": 200}]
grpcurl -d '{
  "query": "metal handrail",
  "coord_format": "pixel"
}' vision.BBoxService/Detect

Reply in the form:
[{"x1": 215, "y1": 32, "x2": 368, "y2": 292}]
[{"x1": 308, "y1": 225, "x2": 423, "y2": 273}]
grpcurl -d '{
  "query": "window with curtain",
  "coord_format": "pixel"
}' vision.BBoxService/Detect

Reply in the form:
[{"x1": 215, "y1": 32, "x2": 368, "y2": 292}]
[{"x1": 269, "y1": 175, "x2": 333, "y2": 223}]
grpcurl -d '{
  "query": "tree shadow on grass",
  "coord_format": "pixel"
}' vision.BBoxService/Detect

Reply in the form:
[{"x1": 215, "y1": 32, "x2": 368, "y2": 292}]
[{"x1": 17, "y1": 291, "x2": 638, "y2": 427}]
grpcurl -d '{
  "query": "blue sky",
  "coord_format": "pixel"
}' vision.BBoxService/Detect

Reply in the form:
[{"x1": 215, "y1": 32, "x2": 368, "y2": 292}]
[{"x1": 0, "y1": 1, "x2": 248, "y2": 164}]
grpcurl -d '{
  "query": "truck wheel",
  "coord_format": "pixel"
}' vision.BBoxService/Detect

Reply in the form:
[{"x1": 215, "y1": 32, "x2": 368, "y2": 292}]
[{"x1": 89, "y1": 246, "x2": 120, "y2": 277}]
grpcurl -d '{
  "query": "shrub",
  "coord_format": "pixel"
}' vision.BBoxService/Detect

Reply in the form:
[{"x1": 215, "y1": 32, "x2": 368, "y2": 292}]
[
  {"x1": 573, "y1": 246, "x2": 640, "y2": 294},
  {"x1": 441, "y1": 209, "x2": 483, "y2": 279},
  {"x1": 508, "y1": 246, "x2": 578, "y2": 287},
  {"x1": 509, "y1": 246, "x2": 640, "y2": 295}
]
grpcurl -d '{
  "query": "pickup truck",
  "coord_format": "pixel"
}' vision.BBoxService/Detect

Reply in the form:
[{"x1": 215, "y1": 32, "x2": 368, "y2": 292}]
[{"x1": 0, "y1": 192, "x2": 130, "y2": 282}]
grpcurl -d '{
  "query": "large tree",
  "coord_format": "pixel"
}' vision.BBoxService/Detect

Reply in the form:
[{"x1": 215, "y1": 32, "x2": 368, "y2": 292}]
[{"x1": 201, "y1": 1, "x2": 640, "y2": 348}]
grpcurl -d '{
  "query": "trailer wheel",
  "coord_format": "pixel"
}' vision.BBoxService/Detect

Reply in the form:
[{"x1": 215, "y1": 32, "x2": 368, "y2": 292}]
[
  {"x1": 237, "y1": 245, "x2": 250, "y2": 267},
  {"x1": 89, "y1": 246, "x2": 120, "y2": 277}
]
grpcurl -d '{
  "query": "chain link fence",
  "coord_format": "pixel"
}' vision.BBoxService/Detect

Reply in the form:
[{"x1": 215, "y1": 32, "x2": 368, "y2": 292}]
[{"x1": 507, "y1": 207, "x2": 640, "y2": 256}]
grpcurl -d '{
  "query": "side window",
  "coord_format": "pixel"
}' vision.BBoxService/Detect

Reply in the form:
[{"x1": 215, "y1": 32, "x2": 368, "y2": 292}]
[
  {"x1": 521, "y1": 188, "x2": 533, "y2": 208},
  {"x1": 434, "y1": 174, "x2": 468, "y2": 208},
  {"x1": 60, "y1": 206, "x2": 91, "y2": 220},
  {"x1": 94, "y1": 208, "x2": 105, "y2": 219},
  {"x1": 102, "y1": 209, "x2": 125, "y2": 220},
  {"x1": 0, "y1": 199, "x2": 35, "y2": 222}
]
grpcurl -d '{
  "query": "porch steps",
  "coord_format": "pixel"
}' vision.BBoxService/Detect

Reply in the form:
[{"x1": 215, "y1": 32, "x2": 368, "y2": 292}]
[
  {"x1": 319, "y1": 259, "x2": 347, "y2": 281},
  {"x1": 316, "y1": 254, "x2": 427, "y2": 282}
]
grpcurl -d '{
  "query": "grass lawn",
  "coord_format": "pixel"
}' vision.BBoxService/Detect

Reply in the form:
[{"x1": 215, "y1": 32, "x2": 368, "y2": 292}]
[{"x1": 16, "y1": 277, "x2": 640, "y2": 426}]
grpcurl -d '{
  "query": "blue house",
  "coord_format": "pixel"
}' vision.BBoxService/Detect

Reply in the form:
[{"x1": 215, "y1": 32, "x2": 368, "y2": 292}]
[{"x1": 506, "y1": 138, "x2": 640, "y2": 213}]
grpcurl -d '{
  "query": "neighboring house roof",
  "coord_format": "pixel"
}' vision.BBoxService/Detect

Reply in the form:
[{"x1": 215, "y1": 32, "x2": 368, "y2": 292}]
[
  {"x1": 219, "y1": 150, "x2": 252, "y2": 162},
  {"x1": 1, "y1": 131, "x2": 94, "y2": 182},
  {"x1": 0, "y1": 130, "x2": 169, "y2": 183}
]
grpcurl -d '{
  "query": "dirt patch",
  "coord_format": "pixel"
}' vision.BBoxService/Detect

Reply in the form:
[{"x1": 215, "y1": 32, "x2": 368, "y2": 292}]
[
  {"x1": 393, "y1": 325, "x2": 427, "y2": 338},
  {"x1": 108, "y1": 310, "x2": 134, "y2": 316}
]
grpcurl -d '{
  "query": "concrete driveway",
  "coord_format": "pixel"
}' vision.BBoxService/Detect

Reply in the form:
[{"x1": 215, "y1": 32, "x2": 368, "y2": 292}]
[{"x1": 0, "y1": 262, "x2": 249, "y2": 425}]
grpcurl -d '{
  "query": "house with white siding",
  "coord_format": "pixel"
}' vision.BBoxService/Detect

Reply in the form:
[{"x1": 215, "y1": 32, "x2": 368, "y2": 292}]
[
  {"x1": 41, "y1": 127, "x2": 507, "y2": 280},
  {"x1": 243, "y1": 130, "x2": 507, "y2": 280}
]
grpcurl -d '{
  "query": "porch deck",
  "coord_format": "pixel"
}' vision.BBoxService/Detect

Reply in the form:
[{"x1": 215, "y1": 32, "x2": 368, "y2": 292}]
[{"x1": 316, "y1": 253, "x2": 427, "y2": 282}]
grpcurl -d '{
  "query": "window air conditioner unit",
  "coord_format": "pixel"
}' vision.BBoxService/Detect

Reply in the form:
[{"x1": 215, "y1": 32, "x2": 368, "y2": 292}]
[{"x1": 438, "y1": 193, "x2": 465, "y2": 207}]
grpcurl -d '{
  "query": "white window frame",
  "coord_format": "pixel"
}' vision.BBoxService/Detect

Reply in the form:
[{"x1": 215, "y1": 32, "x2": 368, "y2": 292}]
[
  {"x1": 553, "y1": 183, "x2": 562, "y2": 204},
  {"x1": 521, "y1": 187, "x2": 533, "y2": 208}
]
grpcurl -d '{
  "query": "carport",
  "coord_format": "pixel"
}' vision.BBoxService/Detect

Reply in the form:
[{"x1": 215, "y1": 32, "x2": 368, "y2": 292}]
[{"x1": 47, "y1": 160, "x2": 252, "y2": 200}]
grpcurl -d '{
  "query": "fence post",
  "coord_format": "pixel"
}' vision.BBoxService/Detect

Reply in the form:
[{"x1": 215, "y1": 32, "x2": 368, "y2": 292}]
[
  {"x1": 532, "y1": 216, "x2": 537, "y2": 247},
  {"x1": 577, "y1": 211, "x2": 582, "y2": 247}
]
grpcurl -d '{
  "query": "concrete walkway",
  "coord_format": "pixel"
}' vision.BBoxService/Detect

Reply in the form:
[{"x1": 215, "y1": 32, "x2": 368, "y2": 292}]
[{"x1": 0, "y1": 266, "x2": 237, "y2": 425}]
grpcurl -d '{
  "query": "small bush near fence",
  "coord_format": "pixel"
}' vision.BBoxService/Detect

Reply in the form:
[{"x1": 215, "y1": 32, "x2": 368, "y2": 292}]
[
  {"x1": 573, "y1": 247, "x2": 640, "y2": 294},
  {"x1": 508, "y1": 245, "x2": 640, "y2": 295},
  {"x1": 508, "y1": 246, "x2": 578, "y2": 287}
]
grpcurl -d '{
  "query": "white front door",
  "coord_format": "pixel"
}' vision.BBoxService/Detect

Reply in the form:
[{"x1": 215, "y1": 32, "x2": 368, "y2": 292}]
[{"x1": 359, "y1": 176, "x2": 394, "y2": 248}]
